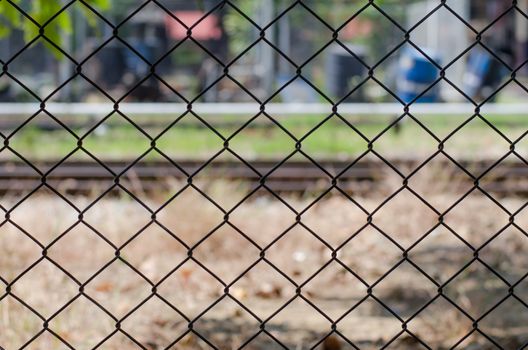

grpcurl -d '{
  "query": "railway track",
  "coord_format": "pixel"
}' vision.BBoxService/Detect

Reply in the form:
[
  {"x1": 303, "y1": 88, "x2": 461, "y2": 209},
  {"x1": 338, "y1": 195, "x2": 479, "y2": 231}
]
[{"x1": 0, "y1": 158, "x2": 526, "y2": 196}]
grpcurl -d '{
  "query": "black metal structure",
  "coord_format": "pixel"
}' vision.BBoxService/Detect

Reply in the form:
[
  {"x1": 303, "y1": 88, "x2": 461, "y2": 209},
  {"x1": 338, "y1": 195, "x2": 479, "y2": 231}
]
[{"x1": 1, "y1": 0, "x2": 528, "y2": 349}]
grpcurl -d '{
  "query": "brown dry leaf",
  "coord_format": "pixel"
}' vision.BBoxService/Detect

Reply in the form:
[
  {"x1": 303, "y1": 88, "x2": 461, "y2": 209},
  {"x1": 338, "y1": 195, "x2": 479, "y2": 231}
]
[
  {"x1": 304, "y1": 290, "x2": 316, "y2": 299},
  {"x1": 323, "y1": 335, "x2": 341, "y2": 350},
  {"x1": 179, "y1": 333, "x2": 198, "y2": 347},
  {"x1": 233, "y1": 308, "x2": 244, "y2": 318},
  {"x1": 255, "y1": 283, "x2": 282, "y2": 299},
  {"x1": 179, "y1": 267, "x2": 194, "y2": 283},
  {"x1": 94, "y1": 281, "x2": 114, "y2": 293},
  {"x1": 153, "y1": 318, "x2": 169, "y2": 327}
]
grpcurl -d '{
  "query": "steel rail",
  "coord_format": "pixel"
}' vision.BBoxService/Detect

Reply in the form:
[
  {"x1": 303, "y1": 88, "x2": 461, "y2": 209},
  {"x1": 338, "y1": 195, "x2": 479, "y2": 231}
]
[{"x1": 0, "y1": 159, "x2": 525, "y2": 196}]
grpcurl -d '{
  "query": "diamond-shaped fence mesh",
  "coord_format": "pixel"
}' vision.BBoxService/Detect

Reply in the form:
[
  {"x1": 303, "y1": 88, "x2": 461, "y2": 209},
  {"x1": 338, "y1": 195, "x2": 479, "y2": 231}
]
[{"x1": 2, "y1": 0, "x2": 528, "y2": 349}]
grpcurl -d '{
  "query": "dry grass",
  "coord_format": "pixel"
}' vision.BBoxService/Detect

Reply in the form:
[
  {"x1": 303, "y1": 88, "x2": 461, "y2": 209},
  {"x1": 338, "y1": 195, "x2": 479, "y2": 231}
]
[{"x1": 1, "y1": 168, "x2": 528, "y2": 349}]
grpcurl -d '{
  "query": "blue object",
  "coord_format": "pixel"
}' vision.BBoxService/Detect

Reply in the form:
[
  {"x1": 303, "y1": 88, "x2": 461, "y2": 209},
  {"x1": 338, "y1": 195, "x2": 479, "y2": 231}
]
[
  {"x1": 463, "y1": 47, "x2": 507, "y2": 99},
  {"x1": 124, "y1": 41, "x2": 154, "y2": 76},
  {"x1": 397, "y1": 48, "x2": 441, "y2": 103},
  {"x1": 463, "y1": 49, "x2": 491, "y2": 98}
]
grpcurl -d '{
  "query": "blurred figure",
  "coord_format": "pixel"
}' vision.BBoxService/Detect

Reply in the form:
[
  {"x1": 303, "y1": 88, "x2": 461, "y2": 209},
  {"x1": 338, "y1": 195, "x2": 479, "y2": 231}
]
[
  {"x1": 464, "y1": 0, "x2": 516, "y2": 101},
  {"x1": 124, "y1": 24, "x2": 166, "y2": 102},
  {"x1": 463, "y1": 46, "x2": 510, "y2": 101},
  {"x1": 0, "y1": 78, "x2": 12, "y2": 102},
  {"x1": 397, "y1": 47, "x2": 441, "y2": 104}
]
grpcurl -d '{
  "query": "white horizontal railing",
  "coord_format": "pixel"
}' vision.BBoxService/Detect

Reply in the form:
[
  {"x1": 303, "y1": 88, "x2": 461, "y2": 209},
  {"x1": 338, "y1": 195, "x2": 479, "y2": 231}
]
[{"x1": 0, "y1": 103, "x2": 526, "y2": 116}]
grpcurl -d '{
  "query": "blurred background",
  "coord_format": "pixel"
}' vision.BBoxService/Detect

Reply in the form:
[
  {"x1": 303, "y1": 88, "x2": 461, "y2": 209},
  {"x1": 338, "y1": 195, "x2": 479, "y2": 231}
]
[
  {"x1": 3, "y1": 1, "x2": 528, "y2": 349},
  {"x1": 0, "y1": 0, "x2": 526, "y2": 105},
  {"x1": 1, "y1": 0, "x2": 527, "y2": 164}
]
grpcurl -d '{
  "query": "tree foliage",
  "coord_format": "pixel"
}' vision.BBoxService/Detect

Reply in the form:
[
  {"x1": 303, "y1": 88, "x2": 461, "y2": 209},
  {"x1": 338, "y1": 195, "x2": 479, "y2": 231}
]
[
  {"x1": 223, "y1": 0, "x2": 414, "y2": 58},
  {"x1": 0, "y1": 0, "x2": 110, "y2": 56}
]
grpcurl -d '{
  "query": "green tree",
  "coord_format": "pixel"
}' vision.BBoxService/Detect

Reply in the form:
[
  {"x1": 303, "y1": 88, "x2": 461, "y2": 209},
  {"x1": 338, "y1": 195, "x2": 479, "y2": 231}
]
[
  {"x1": 0, "y1": 0, "x2": 110, "y2": 56},
  {"x1": 223, "y1": 0, "x2": 421, "y2": 57}
]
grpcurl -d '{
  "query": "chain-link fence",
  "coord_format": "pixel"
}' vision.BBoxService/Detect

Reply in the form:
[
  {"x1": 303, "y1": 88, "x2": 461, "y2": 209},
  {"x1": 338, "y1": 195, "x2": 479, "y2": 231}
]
[{"x1": 2, "y1": 0, "x2": 528, "y2": 349}]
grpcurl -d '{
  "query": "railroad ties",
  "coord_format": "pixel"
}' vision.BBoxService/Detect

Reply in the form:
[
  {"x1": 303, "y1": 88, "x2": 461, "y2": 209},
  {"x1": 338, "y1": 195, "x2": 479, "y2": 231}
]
[{"x1": 0, "y1": 159, "x2": 525, "y2": 197}]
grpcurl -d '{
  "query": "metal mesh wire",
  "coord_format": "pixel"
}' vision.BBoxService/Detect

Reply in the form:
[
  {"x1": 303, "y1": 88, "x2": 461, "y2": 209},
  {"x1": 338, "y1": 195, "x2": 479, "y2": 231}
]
[{"x1": 1, "y1": 0, "x2": 528, "y2": 349}]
